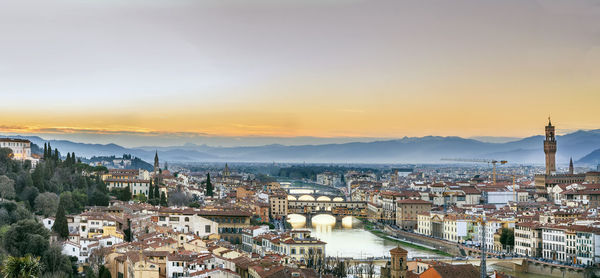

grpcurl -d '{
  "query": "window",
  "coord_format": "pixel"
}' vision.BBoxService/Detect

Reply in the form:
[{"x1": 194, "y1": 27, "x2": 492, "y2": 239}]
[{"x1": 205, "y1": 225, "x2": 211, "y2": 233}]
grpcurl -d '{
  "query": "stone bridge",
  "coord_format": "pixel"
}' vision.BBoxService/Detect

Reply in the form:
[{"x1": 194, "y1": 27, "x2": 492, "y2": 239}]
[
  {"x1": 286, "y1": 194, "x2": 346, "y2": 202},
  {"x1": 287, "y1": 198, "x2": 367, "y2": 217}
]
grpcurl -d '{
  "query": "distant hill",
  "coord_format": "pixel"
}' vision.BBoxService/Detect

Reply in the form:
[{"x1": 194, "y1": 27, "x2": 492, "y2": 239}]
[
  {"x1": 4, "y1": 129, "x2": 600, "y2": 164},
  {"x1": 578, "y1": 148, "x2": 600, "y2": 166}
]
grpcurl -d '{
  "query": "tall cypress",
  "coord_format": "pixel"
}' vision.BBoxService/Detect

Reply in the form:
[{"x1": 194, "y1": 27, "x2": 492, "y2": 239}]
[
  {"x1": 148, "y1": 181, "x2": 154, "y2": 199},
  {"x1": 124, "y1": 218, "x2": 132, "y2": 242},
  {"x1": 66, "y1": 153, "x2": 71, "y2": 165},
  {"x1": 154, "y1": 184, "x2": 160, "y2": 201},
  {"x1": 54, "y1": 148, "x2": 59, "y2": 161},
  {"x1": 160, "y1": 192, "x2": 167, "y2": 206},
  {"x1": 52, "y1": 200, "x2": 69, "y2": 239},
  {"x1": 206, "y1": 173, "x2": 213, "y2": 197},
  {"x1": 43, "y1": 143, "x2": 48, "y2": 159},
  {"x1": 72, "y1": 152, "x2": 76, "y2": 164}
]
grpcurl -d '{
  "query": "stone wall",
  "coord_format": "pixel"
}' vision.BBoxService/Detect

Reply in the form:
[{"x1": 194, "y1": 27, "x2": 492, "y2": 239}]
[{"x1": 384, "y1": 227, "x2": 463, "y2": 256}]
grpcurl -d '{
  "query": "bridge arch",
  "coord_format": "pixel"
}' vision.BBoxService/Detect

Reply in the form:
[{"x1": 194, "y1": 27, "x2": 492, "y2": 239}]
[
  {"x1": 316, "y1": 196, "x2": 331, "y2": 202},
  {"x1": 286, "y1": 214, "x2": 307, "y2": 229},
  {"x1": 311, "y1": 214, "x2": 336, "y2": 226},
  {"x1": 287, "y1": 195, "x2": 297, "y2": 201},
  {"x1": 298, "y1": 195, "x2": 316, "y2": 201},
  {"x1": 332, "y1": 197, "x2": 344, "y2": 202},
  {"x1": 341, "y1": 216, "x2": 356, "y2": 228}
]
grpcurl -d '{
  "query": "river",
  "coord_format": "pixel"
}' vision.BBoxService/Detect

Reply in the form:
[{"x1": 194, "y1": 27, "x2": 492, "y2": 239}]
[
  {"x1": 291, "y1": 219, "x2": 552, "y2": 278},
  {"x1": 288, "y1": 216, "x2": 440, "y2": 259}
]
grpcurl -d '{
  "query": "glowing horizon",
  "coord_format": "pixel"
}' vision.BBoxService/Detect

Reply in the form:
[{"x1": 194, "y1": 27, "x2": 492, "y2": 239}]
[{"x1": 1, "y1": 0, "x2": 599, "y2": 144}]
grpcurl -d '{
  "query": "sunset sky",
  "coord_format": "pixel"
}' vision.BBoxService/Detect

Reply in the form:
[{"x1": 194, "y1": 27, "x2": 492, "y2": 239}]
[{"x1": 1, "y1": 0, "x2": 599, "y2": 146}]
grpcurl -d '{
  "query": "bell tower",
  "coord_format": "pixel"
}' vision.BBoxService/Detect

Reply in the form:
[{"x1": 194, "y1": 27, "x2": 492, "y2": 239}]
[
  {"x1": 154, "y1": 151, "x2": 160, "y2": 174},
  {"x1": 544, "y1": 117, "x2": 557, "y2": 175},
  {"x1": 390, "y1": 246, "x2": 407, "y2": 278}
]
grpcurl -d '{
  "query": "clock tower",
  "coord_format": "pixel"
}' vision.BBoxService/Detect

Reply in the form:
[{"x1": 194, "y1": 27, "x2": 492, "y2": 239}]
[{"x1": 544, "y1": 117, "x2": 557, "y2": 175}]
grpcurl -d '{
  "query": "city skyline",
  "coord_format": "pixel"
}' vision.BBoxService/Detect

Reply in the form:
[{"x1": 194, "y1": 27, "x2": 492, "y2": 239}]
[{"x1": 2, "y1": 0, "x2": 600, "y2": 145}]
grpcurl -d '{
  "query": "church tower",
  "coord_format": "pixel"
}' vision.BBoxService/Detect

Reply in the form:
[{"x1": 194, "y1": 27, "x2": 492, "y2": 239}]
[
  {"x1": 544, "y1": 118, "x2": 557, "y2": 175},
  {"x1": 154, "y1": 151, "x2": 160, "y2": 173},
  {"x1": 389, "y1": 246, "x2": 407, "y2": 278},
  {"x1": 223, "y1": 163, "x2": 231, "y2": 177},
  {"x1": 569, "y1": 157, "x2": 574, "y2": 175}
]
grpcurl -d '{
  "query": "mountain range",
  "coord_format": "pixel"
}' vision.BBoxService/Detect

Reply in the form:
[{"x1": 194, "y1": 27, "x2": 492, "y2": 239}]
[{"x1": 4, "y1": 130, "x2": 600, "y2": 165}]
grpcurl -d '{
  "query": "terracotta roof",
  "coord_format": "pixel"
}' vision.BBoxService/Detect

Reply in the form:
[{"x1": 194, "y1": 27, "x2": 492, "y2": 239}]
[
  {"x1": 0, "y1": 138, "x2": 30, "y2": 143},
  {"x1": 426, "y1": 264, "x2": 479, "y2": 278}
]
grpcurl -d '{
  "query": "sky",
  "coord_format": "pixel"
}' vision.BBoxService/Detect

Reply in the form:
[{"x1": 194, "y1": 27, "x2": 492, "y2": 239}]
[{"x1": 1, "y1": 0, "x2": 599, "y2": 147}]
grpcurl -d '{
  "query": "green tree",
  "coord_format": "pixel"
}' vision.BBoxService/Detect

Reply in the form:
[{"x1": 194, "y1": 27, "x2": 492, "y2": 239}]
[
  {"x1": 98, "y1": 265, "x2": 111, "y2": 278},
  {"x1": 1, "y1": 255, "x2": 43, "y2": 278},
  {"x1": 112, "y1": 187, "x2": 132, "y2": 202},
  {"x1": 89, "y1": 190, "x2": 109, "y2": 207},
  {"x1": 160, "y1": 192, "x2": 167, "y2": 206},
  {"x1": 0, "y1": 175, "x2": 16, "y2": 200},
  {"x1": 19, "y1": 186, "x2": 39, "y2": 209},
  {"x1": 206, "y1": 173, "x2": 213, "y2": 197},
  {"x1": 34, "y1": 192, "x2": 59, "y2": 217},
  {"x1": 123, "y1": 218, "x2": 132, "y2": 242},
  {"x1": 41, "y1": 243, "x2": 73, "y2": 275},
  {"x1": 499, "y1": 228, "x2": 515, "y2": 251},
  {"x1": 153, "y1": 184, "x2": 159, "y2": 200},
  {"x1": 134, "y1": 193, "x2": 147, "y2": 203},
  {"x1": 52, "y1": 200, "x2": 69, "y2": 239},
  {"x1": 148, "y1": 182, "x2": 154, "y2": 199},
  {"x1": 3, "y1": 219, "x2": 50, "y2": 257}
]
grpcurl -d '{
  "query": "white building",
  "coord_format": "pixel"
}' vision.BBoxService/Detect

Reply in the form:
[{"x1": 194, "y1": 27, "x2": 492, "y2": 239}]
[
  {"x1": 542, "y1": 226, "x2": 567, "y2": 262},
  {"x1": 574, "y1": 226, "x2": 600, "y2": 266},
  {"x1": 156, "y1": 213, "x2": 218, "y2": 238},
  {"x1": 62, "y1": 241, "x2": 82, "y2": 262},
  {"x1": 0, "y1": 138, "x2": 38, "y2": 165},
  {"x1": 103, "y1": 169, "x2": 151, "y2": 196},
  {"x1": 42, "y1": 217, "x2": 55, "y2": 230}
]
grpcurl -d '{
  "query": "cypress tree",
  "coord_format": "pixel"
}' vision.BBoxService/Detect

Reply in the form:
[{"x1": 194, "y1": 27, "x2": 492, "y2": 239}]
[
  {"x1": 206, "y1": 173, "x2": 213, "y2": 197},
  {"x1": 43, "y1": 143, "x2": 48, "y2": 159},
  {"x1": 54, "y1": 148, "x2": 59, "y2": 161},
  {"x1": 66, "y1": 153, "x2": 71, "y2": 165},
  {"x1": 160, "y1": 192, "x2": 167, "y2": 206},
  {"x1": 72, "y1": 152, "x2": 76, "y2": 164},
  {"x1": 154, "y1": 184, "x2": 160, "y2": 200},
  {"x1": 47, "y1": 143, "x2": 52, "y2": 158},
  {"x1": 148, "y1": 181, "x2": 154, "y2": 199},
  {"x1": 52, "y1": 200, "x2": 69, "y2": 239},
  {"x1": 124, "y1": 218, "x2": 132, "y2": 242},
  {"x1": 124, "y1": 186, "x2": 132, "y2": 201}
]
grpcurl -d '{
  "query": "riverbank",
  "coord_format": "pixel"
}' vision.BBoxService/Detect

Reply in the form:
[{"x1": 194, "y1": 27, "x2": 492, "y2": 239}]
[{"x1": 362, "y1": 221, "x2": 452, "y2": 257}]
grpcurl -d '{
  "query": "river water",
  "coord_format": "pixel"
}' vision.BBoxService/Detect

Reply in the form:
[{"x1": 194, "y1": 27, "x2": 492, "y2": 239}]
[
  {"x1": 292, "y1": 220, "x2": 550, "y2": 278},
  {"x1": 288, "y1": 217, "x2": 440, "y2": 259}
]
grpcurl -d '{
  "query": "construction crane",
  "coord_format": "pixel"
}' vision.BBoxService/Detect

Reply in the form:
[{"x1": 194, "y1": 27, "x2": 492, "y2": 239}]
[
  {"x1": 495, "y1": 173, "x2": 530, "y2": 203},
  {"x1": 441, "y1": 158, "x2": 508, "y2": 185},
  {"x1": 479, "y1": 215, "x2": 487, "y2": 278}
]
